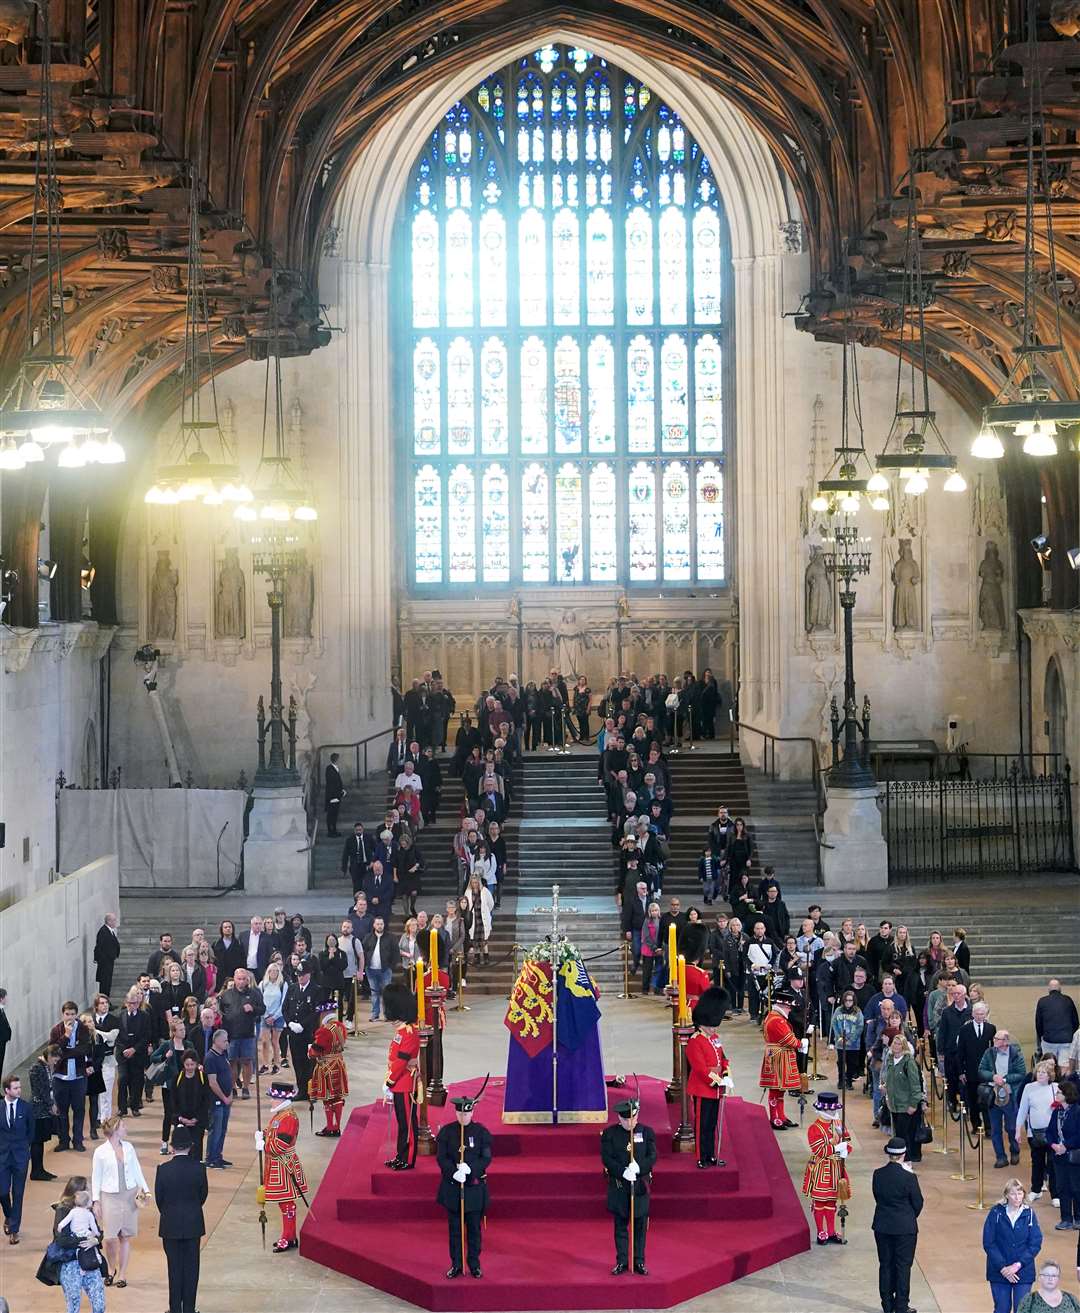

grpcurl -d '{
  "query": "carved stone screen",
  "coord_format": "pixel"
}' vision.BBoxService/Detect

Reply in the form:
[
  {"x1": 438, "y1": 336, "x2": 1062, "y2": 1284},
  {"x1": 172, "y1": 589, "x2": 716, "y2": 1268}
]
[{"x1": 402, "y1": 43, "x2": 730, "y2": 590}]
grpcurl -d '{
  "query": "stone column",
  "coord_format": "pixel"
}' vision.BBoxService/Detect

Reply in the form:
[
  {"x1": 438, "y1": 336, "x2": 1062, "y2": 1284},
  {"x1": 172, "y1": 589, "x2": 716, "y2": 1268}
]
[{"x1": 821, "y1": 785, "x2": 889, "y2": 890}]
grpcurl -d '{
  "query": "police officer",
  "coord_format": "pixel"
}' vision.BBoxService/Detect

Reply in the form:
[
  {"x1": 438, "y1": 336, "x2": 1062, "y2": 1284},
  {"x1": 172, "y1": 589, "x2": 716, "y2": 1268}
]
[
  {"x1": 600, "y1": 1098, "x2": 657, "y2": 1275},
  {"x1": 435, "y1": 1088, "x2": 492, "y2": 1279}
]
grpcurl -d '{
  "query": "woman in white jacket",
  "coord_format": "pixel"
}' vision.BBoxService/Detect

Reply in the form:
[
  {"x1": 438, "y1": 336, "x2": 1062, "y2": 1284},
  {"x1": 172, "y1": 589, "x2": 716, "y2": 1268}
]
[
  {"x1": 465, "y1": 874, "x2": 494, "y2": 963},
  {"x1": 91, "y1": 1114, "x2": 150, "y2": 1287}
]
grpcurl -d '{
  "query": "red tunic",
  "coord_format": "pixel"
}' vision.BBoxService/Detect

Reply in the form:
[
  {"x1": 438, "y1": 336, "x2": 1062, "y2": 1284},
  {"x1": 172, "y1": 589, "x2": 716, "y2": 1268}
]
[
  {"x1": 386, "y1": 1022, "x2": 420, "y2": 1094},
  {"x1": 308, "y1": 1022, "x2": 350, "y2": 1103},
  {"x1": 262, "y1": 1108, "x2": 308, "y2": 1204},
  {"x1": 686, "y1": 1031, "x2": 730, "y2": 1099},
  {"x1": 759, "y1": 1009, "x2": 802, "y2": 1091},
  {"x1": 802, "y1": 1116, "x2": 850, "y2": 1201},
  {"x1": 684, "y1": 963, "x2": 711, "y2": 1009}
]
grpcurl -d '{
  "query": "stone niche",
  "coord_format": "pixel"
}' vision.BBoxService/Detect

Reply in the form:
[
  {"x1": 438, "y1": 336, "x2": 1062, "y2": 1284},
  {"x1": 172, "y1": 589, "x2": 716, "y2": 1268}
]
[{"x1": 397, "y1": 588, "x2": 736, "y2": 705}]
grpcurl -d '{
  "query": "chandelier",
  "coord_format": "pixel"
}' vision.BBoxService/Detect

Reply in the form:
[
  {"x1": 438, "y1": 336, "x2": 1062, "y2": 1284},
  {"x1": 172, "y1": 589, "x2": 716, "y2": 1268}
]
[
  {"x1": 972, "y1": 0, "x2": 1080, "y2": 460},
  {"x1": 0, "y1": 0, "x2": 122, "y2": 471},
  {"x1": 144, "y1": 166, "x2": 251, "y2": 507},
  {"x1": 234, "y1": 271, "x2": 317, "y2": 525},
  {"x1": 873, "y1": 159, "x2": 964, "y2": 497},
  {"x1": 812, "y1": 305, "x2": 887, "y2": 516}
]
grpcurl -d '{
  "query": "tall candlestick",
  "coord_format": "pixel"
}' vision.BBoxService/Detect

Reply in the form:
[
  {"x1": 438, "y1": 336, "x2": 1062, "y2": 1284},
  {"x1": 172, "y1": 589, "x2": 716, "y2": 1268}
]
[
  {"x1": 416, "y1": 959, "x2": 427, "y2": 1025},
  {"x1": 677, "y1": 955, "x2": 688, "y2": 1023},
  {"x1": 429, "y1": 927, "x2": 439, "y2": 981},
  {"x1": 667, "y1": 921, "x2": 678, "y2": 978}
]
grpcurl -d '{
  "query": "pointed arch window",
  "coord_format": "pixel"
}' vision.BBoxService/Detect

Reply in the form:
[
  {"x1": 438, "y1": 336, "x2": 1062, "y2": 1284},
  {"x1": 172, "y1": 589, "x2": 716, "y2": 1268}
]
[{"x1": 402, "y1": 43, "x2": 730, "y2": 588}]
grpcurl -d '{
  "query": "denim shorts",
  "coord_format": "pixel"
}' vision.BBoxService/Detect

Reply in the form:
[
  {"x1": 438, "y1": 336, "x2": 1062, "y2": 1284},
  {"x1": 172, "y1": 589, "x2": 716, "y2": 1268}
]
[{"x1": 228, "y1": 1037, "x2": 256, "y2": 1062}]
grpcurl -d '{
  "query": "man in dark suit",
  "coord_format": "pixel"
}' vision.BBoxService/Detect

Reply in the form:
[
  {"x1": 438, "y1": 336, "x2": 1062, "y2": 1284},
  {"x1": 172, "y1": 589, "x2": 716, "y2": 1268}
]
[
  {"x1": 600, "y1": 1098, "x2": 657, "y2": 1275},
  {"x1": 94, "y1": 913, "x2": 121, "y2": 997},
  {"x1": 0, "y1": 1074, "x2": 33, "y2": 1242},
  {"x1": 341, "y1": 821, "x2": 371, "y2": 896},
  {"x1": 324, "y1": 752, "x2": 345, "y2": 837},
  {"x1": 0, "y1": 990, "x2": 9, "y2": 1081},
  {"x1": 620, "y1": 880, "x2": 649, "y2": 973},
  {"x1": 155, "y1": 1125, "x2": 208, "y2": 1313},
  {"x1": 116, "y1": 992, "x2": 155, "y2": 1115},
  {"x1": 362, "y1": 860, "x2": 394, "y2": 923},
  {"x1": 871, "y1": 1137, "x2": 923, "y2": 1313},
  {"x1": 283, "y1": 958, "x2": 322, "y2": 1101},
  {"x1": 956, "y1": 1001, "x2": 995, "y2": 1134},
  {"x1": 238, "y1": 916, "x2": 273, "y2": 983}
]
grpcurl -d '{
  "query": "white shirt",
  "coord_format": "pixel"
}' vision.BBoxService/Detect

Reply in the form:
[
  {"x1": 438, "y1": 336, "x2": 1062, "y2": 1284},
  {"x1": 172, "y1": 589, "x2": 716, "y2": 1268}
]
[
  {"x1": 91, "y1": 1139, "x2": 149, "y2": 1199},
  {"x1": 395, "y1": 770, "x2": 422, "y2": 794},
  {"x1": 370, "y1": 937, "x2": 383, "y2": 971},
  {"x1": 247, "y1": 933, "x2": 261, "y2": 970},
  {"x1": 3, "y1": 1097, "x2": 17, "y2": 1127}
]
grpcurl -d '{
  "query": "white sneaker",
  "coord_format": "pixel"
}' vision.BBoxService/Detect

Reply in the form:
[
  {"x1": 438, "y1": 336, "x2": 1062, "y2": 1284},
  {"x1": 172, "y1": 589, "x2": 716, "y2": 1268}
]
[
  {"x1": 1027, "y1": 1191, "x2": 1042, "y2": 1203},
  {"x1": 1052, "y1": 1198, "x2": 1060, "y2": 1207},
  {"x1": 344, "y1": 1021, "x2": 354, "y2": 1032}
]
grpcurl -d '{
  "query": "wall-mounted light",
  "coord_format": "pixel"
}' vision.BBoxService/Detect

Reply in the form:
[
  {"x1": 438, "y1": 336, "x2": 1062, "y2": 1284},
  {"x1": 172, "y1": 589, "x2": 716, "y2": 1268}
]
[
  {"x1": 37, "y1": 558, "x2": 58, "y2": 580},
  {"x1": 1031, "y1": 534, "x2": 1052, "y2": 567},
  {"x1": 1067, "y1": 546, "x2": 1080, "y2": 572}
]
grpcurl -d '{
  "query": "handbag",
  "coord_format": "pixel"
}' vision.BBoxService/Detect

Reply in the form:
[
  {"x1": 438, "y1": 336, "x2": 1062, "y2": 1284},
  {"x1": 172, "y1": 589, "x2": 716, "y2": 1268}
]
[
  {"x1": 144, "y1": 1059, "x2": 168, "y2": 1086},
  {"x1": 914, "y1": 1114, "x2": 934, "y2": 1146},
  {"x1": 78, "y1": 1244, "x2": 106, "y2": 1273}
]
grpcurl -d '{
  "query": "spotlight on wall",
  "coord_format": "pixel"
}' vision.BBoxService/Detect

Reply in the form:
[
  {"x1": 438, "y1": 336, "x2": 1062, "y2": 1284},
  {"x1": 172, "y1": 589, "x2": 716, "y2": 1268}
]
[
  {"x1": 80, "y1": 557, "x2": 96, "y2": 590},
  {"x1": 37, "y1": 558, "x2": 58, "y2": 580},
  {"x1": 1067, "y1": 547, "x2": 1080, "y2": 572},
  {"x1": 1031, "y1": 535, "x2": 1052, "y2": 567}
]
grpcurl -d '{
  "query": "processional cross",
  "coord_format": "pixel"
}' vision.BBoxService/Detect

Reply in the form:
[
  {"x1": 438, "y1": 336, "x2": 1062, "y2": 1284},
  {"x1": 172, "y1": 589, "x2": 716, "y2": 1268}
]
[{"x1": 529, "y1": 883, "x2": 579, "y2": 1123}]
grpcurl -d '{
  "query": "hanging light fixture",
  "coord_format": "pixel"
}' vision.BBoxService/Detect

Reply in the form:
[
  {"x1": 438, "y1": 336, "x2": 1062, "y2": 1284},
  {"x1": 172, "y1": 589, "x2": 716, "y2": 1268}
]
[
  {"x1": 813, "y1": 296, "x2": 886, "y2": 515},
  {"x1": 237, "y1": 270, "x2": 318, "y2": 526},
  {"x1": 0, "y1": 0, "x2": 120, "y2": 469},
  {"x1": 973, "y1": 0, "x2": 1080, "y2": 458},
  {"x1": 873, "y1": 157, "x2": 964, "y2": 496},
  {"x1": 144, "y1": 165, "x2": 250, "y2": 507}
]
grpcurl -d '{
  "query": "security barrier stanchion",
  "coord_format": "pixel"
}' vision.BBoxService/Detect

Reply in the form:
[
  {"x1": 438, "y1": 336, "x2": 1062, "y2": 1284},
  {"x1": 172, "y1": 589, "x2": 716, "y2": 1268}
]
[
  {"x1": 966, "y1": 1129, "x2": 987, "y2": 1210},
  {"x1": 618, "y1": 939, "x2": 637, "y2": 999},
  {"x1": 950, "y1": 1105, "x2": 975, "y2": 1181}
]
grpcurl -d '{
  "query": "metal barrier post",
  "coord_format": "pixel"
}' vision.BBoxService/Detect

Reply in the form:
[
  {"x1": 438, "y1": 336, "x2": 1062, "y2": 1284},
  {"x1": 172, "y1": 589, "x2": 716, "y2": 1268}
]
[
  {"x1": 618, "y1": 939, "x2": 636, "y2": 999},
  {"x1": 966, "y1": 1131, "x2": 987, "y2": 1210},
  {"x1": 950, "y1": 1105, "x2": 974, "y2": 1181}
]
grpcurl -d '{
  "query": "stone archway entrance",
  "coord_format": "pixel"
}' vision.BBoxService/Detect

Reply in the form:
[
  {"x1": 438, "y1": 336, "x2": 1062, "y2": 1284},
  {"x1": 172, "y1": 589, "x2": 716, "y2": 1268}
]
[{"x1": 1045, "y1": 656, "x2": 1067, "y2": 763}]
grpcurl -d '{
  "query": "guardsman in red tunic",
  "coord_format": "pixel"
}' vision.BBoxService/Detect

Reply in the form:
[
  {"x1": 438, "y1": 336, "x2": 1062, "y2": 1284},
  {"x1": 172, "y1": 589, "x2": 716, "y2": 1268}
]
[
  {"x1": 308, "y1": 1000, "x2": 349, "y2": 1137},
  {"x1": 686, "y1": 987, "x2": 733, "y2": 1168},
  {"x1": 802, "y1": 1091, "x2": 851, "y2": 1244},
  {"x1": 259, "y1": 1078, "x2": 309, "y2": 1253},
  {"x1": 759, "y1": 988, "x2": 806, "y2": 1129},
  {"x1": 383, "y1": 985, "x2": 421, "y2": 1170}
]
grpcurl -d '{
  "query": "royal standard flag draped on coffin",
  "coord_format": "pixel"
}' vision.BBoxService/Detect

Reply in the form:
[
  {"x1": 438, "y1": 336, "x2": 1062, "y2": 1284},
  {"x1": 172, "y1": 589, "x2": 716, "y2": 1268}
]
[
  {"x1": 556, "y1": 957, "x2": 601, "y2": 1051},
  {"x1": 503, "y1": 958, "x2": 554, "y2": 1058}
]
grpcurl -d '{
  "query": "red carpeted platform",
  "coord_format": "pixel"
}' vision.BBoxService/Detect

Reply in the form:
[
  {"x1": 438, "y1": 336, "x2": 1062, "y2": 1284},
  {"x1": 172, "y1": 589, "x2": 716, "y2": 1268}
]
[{"x1": 299, "y1": 1074, "x2": 809, "y2": 1310}]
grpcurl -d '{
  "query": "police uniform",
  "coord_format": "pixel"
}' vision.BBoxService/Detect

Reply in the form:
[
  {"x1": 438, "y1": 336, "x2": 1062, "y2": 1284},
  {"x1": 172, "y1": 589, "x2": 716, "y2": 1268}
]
[
  {"x1": 686, "y1": 986, "x2": 732, "y2": 1167},
  {"x1": 435, "y1": 1089, "x2": 492, "y2": 1278},
  {"x1": 600, "y1": 1099, "x2": 657, "y2": 1275},
  {"x1": 383, "y1": 985, "x2": 420, "y2": 1169},
  {"x1": 759, "y1": 989, "x2": 804, "y2": 1128},
  {"x1": 802, "y1": 1091, "x2": 851, "y2": 1243},
  {"x1": 308, "y1": 1002, "x2": 349, "y2": 1136},
  {"x1": 260, "y1": 1080, "x2": 308, "y2": 1253}
]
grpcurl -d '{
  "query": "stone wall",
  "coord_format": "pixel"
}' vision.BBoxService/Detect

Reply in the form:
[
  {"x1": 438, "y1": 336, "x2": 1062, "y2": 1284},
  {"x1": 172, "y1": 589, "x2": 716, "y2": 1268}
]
[
  {"x1": 0, "y1": 622, "x2": 114, "y2": 906},
  {"x1": 0, "y1": 854, "x2": 119, "y2": 1069}
]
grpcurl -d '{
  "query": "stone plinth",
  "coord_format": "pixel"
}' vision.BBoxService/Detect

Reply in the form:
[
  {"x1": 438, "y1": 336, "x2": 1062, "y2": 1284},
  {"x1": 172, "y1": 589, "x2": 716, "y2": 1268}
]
[
  {"x1": 244, "y1": 783, "x2": 310, "y2": 894},
  {"x1": 821, "y1": 784, "x2": 888, "y2": 891}
]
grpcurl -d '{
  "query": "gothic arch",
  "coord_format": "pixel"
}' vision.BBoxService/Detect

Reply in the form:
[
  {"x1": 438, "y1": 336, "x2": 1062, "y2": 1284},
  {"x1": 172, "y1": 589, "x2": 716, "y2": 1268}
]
[
  {"x1": 329, "y1": 30, "x2": 794, "y2": 740},
  {"x1": 1045, "y1": 655, "x2": 1068, "y2": 763}
]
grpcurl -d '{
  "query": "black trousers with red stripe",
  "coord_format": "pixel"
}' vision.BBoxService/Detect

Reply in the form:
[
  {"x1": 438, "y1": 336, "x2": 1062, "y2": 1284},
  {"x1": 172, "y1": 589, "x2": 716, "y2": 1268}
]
[
  {"x1": 393, "y1": 1091, "x2": 418, "y2": 1165},
  {"x1": 695, "y1": 1095, "x2": 720, "y2": 1162}
]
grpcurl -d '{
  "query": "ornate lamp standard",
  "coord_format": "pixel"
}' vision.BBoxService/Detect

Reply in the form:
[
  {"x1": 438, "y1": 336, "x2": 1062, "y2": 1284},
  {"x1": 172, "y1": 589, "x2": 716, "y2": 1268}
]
[{"x1": 822, "y1": 522, "x2": 874, "y2": 788}]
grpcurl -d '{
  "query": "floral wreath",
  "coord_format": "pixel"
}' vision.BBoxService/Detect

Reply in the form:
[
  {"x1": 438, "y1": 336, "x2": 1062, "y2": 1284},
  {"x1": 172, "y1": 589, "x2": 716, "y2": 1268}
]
[{"x1": 523, "y1": 937, "x2": 582, "y2": 967}]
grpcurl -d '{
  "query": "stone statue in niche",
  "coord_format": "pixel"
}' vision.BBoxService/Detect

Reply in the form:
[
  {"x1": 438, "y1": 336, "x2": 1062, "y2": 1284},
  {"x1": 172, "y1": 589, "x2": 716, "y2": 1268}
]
[
  {"x1": 891, "y1": 539, "x2": 921, "y2": 631},
  {"x1": 804, "y1": 544, "x2": 833, "y2": 632},
  {"x1": 215, "y1": 547, "x2": 246, "y2": 639},
  {"x1": 148, "y1": 550, "x2": 178, "y2": 639},
  {"x1": 554, "y1": 609, "x2": 586, "y2": 677},
  {"x1": 978, "y1": 540, "x2": 1006, "y2": 630},
  {"x1": 283, "y1": 552, "x2": 314, "y2": 638}
]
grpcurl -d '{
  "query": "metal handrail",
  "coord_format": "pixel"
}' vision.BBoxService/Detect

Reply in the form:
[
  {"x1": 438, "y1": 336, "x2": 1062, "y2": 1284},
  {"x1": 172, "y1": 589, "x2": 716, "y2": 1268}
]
[
  {"x1": 305, "y1": 727, "x2": 397, "y2": 819},
  {"x1": 736, "y1": 722, "x2": 828, "y2": 883}
]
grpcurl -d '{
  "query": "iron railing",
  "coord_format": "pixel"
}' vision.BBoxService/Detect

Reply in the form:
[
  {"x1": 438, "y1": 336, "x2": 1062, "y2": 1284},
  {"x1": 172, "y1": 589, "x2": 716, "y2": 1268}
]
[
  {"x1": 736, "y1": 723, "x2": 827, "y2": 883},
  {"x1": 304, "y1": 727, "x2": 397, "y2": 823},
  {"x1": 882, "y1": 765, "x2": 1076, "y2": 882}
]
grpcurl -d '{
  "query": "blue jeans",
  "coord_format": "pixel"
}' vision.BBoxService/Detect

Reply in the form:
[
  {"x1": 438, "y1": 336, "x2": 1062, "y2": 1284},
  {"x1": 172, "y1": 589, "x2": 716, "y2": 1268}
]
[
  {"x1": 990, "y1": 1101, "x2": 1019, "y2": 1161},
  {"x1": 367, "y1": 967, "x2": 392, "y2": 1019},
  {"x1": 54, "y1": 1076, "x2": 87, "y2": 1148},
  {"x1": 206, "y1": 1101, "x2": 231, "y2": 1164},
  {"x1": 990, "y1": 1281, "x2": 1031, "y2": 1313}
]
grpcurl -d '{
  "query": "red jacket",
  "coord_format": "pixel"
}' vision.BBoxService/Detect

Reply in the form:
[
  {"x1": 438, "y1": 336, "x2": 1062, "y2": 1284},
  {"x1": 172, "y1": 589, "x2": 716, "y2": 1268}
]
[
  {"x1": 385, "y1": 1023, "x2": 420, "y2": 1094},
  {"x1": 686, "y1": 1031, "x2": 729, "y2": 1099},
  {"x1": 684, "y1": 964, "x2": 711, "y2": 1008}
]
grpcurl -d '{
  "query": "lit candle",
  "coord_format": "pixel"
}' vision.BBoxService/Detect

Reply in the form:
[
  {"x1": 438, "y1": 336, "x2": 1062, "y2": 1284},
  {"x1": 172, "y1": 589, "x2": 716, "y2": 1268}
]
[
  {"x1": 429, "y1": 927, "x2": 439, "y2": 982},
  {"x1": 667, "y1": 921, "x2": 678, "y2": 974},
  {"x1": 677, "y1": 955, "x2": 687, "y2": 1023},
  {"x1": 416, "y1": 958, "x2": 426, "y2": 1025}
]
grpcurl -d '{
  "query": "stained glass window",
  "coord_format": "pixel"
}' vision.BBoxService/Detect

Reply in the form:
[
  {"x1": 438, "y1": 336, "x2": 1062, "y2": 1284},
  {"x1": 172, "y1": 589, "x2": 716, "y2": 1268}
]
[{"x1": 404, "y1": 43, "x2": 729, "y2": 587}]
